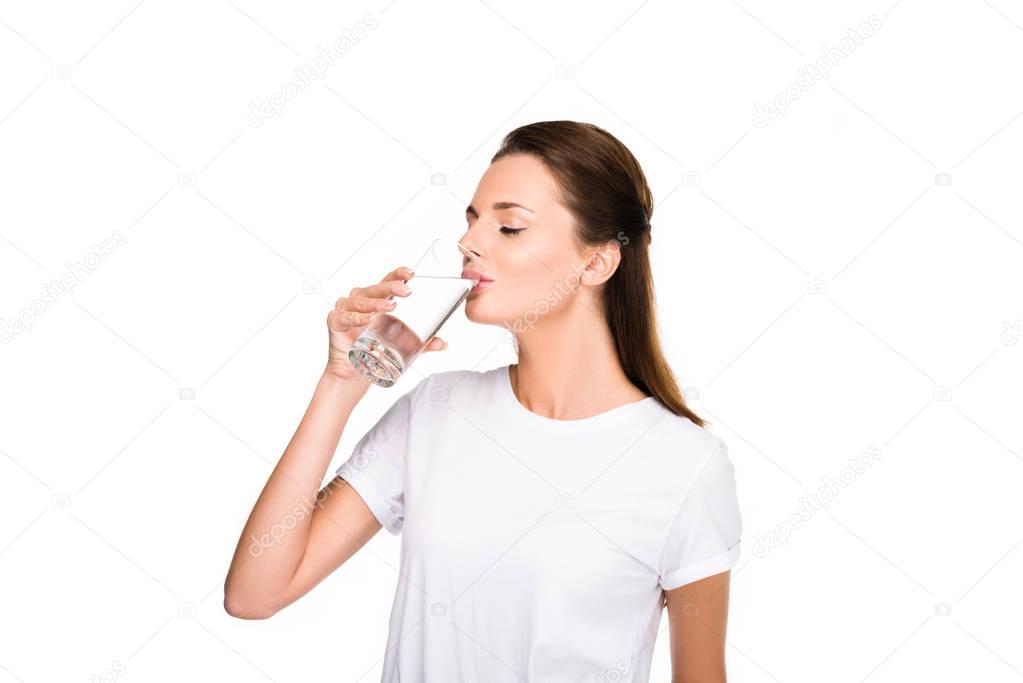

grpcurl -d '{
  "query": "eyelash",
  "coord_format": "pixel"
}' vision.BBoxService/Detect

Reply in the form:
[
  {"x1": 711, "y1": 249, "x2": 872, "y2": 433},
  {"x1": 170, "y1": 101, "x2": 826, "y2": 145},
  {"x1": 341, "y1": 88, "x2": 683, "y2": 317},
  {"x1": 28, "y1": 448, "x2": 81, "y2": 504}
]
[{"x1": 500, "y1": 226, "x2": 526, "y2": 236}]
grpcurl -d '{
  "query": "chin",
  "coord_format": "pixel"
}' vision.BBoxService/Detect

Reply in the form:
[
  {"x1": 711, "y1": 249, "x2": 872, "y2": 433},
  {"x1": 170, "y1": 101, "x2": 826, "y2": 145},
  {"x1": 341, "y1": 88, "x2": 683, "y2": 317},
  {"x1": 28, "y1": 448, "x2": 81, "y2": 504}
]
[
  {"x1": 463, "y1": 297, "x2": 487, "y2": 323},
  {"x1": 464, "y1": 296, "x2": 508, "y2": 327}
]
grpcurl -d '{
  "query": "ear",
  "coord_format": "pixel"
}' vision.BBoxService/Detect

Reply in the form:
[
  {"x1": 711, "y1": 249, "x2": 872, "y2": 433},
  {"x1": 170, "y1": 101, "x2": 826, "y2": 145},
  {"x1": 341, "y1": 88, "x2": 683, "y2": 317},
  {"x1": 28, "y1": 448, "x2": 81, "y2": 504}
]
[{"x1": 580, "y1": 239, "x2": 622, "y2": 286}]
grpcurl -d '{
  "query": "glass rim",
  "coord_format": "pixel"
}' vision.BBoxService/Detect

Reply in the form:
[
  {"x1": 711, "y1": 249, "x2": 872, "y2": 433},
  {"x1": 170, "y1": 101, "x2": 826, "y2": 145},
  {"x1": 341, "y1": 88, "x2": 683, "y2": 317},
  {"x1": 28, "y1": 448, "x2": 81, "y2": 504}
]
[{"x1": 413, "y1": 237, "x2": 478, "y2": 277}]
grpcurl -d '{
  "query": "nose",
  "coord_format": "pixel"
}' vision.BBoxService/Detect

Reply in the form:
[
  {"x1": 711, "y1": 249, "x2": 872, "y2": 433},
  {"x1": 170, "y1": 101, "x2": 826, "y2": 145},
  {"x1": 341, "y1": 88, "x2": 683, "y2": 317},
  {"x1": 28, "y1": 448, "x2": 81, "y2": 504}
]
[{"x1": 457, "y1": 232, "x2": 483, "y2": 263}]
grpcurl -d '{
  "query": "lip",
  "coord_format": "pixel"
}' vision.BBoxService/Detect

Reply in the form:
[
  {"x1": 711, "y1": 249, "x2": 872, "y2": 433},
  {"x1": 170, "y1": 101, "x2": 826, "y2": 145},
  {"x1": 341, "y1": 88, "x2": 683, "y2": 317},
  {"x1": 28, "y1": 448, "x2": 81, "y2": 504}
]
[
  {"x1": 463, "y1": 269, "x2": 493, "y2": 295},
  {"x1": 462, "y1": 269, "x2": 493, "y2": 283}
]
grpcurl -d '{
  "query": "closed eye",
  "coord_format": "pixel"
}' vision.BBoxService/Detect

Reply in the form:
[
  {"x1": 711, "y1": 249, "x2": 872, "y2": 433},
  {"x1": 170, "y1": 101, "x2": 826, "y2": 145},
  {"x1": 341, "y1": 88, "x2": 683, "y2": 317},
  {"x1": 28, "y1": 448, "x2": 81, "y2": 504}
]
[{"x1": 500, "y1": 226, "x2": 526, "y2": 236}]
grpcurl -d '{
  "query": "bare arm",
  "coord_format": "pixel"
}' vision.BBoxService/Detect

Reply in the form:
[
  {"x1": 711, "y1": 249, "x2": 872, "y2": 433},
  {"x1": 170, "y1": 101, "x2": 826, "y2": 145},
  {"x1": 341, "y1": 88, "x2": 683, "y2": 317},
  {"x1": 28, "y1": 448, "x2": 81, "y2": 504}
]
[
  {"x1": 222, "y1": 370, "x2": 373, "y2": 619},
  {"x1": 665, "y1": 570, "x2": 732, "y2": 683},
  {"x1": 223, "y1": 265, "x2": 447, "y2": 619}
]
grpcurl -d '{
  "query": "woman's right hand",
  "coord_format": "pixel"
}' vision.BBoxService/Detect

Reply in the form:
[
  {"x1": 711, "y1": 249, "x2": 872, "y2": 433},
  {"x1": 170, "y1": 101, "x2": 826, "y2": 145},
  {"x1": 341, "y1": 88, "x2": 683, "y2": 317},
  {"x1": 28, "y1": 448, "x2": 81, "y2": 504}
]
[{"x1": 325, "y1": 266, "x2": 447, "y2": 382}]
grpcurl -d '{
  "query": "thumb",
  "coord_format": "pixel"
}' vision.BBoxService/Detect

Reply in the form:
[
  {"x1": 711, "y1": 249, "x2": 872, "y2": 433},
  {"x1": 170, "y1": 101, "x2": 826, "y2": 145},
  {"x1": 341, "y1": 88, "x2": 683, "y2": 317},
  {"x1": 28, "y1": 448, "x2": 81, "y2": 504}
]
[{"x1": 425, "y1": 336, "x2": 447, "y2": 352}]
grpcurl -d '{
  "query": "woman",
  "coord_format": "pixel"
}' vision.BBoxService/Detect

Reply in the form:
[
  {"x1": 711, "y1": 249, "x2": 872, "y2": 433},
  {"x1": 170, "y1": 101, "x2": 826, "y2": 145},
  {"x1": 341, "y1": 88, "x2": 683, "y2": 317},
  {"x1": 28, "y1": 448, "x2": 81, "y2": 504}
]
[{"x1": 224, "y1": 121, "x2": 743, "y2": 683}]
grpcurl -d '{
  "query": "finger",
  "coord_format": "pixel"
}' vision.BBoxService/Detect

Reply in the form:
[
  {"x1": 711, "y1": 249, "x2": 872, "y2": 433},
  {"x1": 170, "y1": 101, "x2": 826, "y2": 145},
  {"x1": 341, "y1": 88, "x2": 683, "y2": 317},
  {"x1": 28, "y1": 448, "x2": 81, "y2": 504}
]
[
  {"x1": 326, "y1": 308, "x2": 346, "y2": 331},
  {"x1": 327, "y1": 308, "x2": 374, "y2": 330},
  {"x1": 349, "y1": 266, "x2": 414, "y2": 297},
  {"x1": 381, "y1": 265, "x2": 415, "y2": 283},
  {"x1": 335, "y1": 295, "x2": 396, "y2": 313},
  {"x1": 349, "y1": 277, "x2": 413, "y2": 300},
  {"x1": 369, "y1": 278, "x2": 414, "y2": 300},
  {"x1": 339, "y1": 309, "x2": 375, "y2": 326}
]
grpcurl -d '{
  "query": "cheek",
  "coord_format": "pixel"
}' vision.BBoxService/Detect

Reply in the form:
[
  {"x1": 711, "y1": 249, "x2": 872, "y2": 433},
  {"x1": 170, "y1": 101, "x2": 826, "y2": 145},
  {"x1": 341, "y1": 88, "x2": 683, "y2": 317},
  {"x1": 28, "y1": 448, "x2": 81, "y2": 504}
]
[
  {"x1": 465, "y1": 237, "x2": 586, "y2": 325},
  {"x1": 501, "y1": 249, "x2": 581, "y2": 313}
]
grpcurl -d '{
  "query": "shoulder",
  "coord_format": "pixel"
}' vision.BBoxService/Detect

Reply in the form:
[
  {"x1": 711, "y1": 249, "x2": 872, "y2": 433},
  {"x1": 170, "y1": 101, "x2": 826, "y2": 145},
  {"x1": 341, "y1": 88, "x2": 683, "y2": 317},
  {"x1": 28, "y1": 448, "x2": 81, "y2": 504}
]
[
  {"x1": 420, "y1": 365, "x2": 504, "y2": 398},
  {"x1": 645, "y1": 402, "x2": 723, "y2": 454},
  {"x1": 397, "y1": 365, "x2": 503, "y2": 408},
  {"x1": 640, "y1": 403, "x2": 732, "y2": 483},
  {"x1": 420, "y1": 366, "x2": 491, "y2": 387}
]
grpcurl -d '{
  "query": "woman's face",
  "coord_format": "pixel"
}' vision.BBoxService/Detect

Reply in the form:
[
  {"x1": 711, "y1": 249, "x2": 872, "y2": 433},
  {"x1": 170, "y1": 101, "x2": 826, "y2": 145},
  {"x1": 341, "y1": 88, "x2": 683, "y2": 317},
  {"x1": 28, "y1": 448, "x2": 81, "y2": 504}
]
[{"x1": 458, "y1": 153, "x2": 604, "y2": 333}]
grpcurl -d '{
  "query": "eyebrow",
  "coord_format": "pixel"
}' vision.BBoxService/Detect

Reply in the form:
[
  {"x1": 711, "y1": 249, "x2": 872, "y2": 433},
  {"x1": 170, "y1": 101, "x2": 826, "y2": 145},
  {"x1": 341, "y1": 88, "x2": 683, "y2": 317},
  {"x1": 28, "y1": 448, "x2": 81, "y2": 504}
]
[{"x1": 465, "y1": 201, "x2": 534, "y2": 217}]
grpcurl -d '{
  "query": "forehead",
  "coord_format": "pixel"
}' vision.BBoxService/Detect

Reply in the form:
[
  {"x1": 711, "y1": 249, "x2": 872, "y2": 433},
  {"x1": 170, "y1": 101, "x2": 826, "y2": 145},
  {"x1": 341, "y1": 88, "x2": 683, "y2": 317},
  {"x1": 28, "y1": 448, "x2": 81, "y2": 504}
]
[{"x1": 469, "y1": 154, "x2": 562, "y2": 213}]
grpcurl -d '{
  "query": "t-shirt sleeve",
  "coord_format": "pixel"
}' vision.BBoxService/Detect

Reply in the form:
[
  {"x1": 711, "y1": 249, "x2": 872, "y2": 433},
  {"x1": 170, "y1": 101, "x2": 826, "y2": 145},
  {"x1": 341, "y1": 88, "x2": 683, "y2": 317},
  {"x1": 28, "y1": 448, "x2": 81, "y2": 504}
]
[
  {"x1": 335, "y1": 378, "x2": 427, "y2": 535},
  {"x1": 657, "y1": 438, "x2": 743, "y2": 590}
]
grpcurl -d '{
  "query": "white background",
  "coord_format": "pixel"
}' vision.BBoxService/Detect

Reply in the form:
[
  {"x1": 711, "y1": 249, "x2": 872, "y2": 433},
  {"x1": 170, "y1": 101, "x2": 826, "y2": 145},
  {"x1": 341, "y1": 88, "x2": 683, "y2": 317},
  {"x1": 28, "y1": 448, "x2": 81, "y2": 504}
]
[{"x1": 2, "y1": 1, "x2": 1022, "y2": 681}]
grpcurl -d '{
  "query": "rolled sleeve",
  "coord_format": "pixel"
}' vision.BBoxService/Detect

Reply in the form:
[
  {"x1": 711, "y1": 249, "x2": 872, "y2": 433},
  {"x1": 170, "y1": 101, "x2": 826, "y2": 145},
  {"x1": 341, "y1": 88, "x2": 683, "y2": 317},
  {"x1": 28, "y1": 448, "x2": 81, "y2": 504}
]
[
  {"x1": 336, "y1": 378, "x2": 426, "y2": 535},
  {"x1": 658, "y1": 439, "x2": 743, "y2": 590}
]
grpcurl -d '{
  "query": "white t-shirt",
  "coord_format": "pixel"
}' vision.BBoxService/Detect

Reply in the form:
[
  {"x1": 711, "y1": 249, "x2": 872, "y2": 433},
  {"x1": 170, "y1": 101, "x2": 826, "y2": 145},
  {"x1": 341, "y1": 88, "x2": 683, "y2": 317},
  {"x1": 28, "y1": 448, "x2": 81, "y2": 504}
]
[{"x1": 336, "y1": 364, "x2": 742, "y2": 683}]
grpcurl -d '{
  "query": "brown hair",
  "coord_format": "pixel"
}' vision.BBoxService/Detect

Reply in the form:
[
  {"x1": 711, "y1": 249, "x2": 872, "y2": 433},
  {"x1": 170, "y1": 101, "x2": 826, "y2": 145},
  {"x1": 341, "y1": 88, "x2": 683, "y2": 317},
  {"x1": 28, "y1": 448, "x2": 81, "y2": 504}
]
[{"x1": 491, "y1": 120, "x2": 707, "y2": 428}]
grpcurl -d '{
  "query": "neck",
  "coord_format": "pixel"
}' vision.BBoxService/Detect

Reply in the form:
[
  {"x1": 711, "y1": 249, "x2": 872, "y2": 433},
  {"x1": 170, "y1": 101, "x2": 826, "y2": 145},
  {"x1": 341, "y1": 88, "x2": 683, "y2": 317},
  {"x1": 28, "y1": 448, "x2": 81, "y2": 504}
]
[{"x1": 507, "y1": 296, "x2": 646, "y2": 420}]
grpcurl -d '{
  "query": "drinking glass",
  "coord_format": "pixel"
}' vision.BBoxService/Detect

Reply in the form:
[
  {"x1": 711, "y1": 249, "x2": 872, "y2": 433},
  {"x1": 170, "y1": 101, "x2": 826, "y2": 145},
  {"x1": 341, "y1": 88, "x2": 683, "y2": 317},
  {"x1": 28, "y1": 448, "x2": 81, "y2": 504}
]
[{"x1": 348, "y1": 238, "x2": 478, "y2": 387}]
